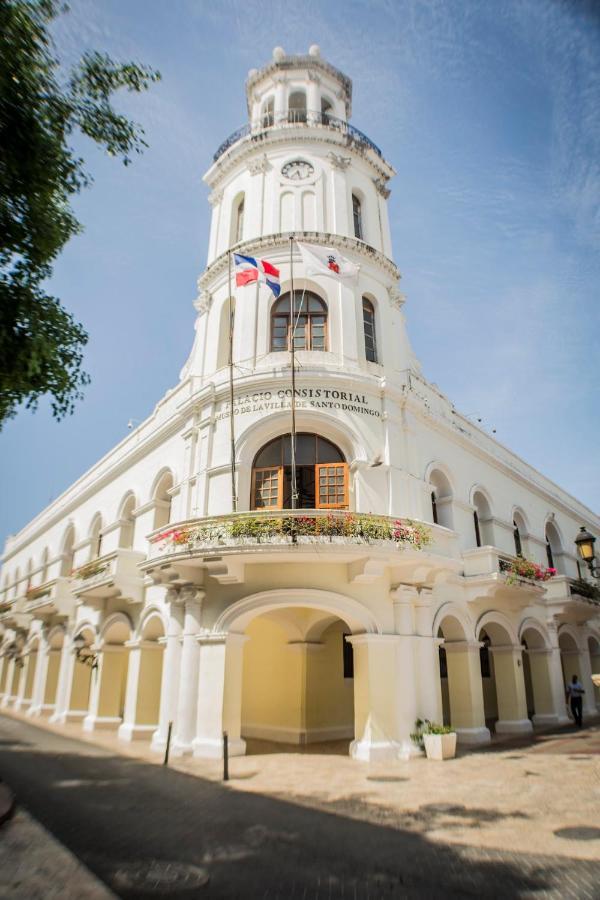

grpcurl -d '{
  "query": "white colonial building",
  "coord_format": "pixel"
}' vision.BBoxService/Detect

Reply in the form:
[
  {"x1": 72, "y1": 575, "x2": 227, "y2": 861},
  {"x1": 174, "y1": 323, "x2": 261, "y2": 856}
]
[{"x1": 1, "y1": 46, "x2": 599, "y2": 761}]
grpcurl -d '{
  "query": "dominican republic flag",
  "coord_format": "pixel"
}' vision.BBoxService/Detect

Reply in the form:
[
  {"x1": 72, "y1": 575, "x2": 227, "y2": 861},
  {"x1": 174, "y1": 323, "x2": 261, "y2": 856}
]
[
  {"x1": 234, "y1": 253, "x2": 281, "y2": 297},
  {"x1": 297, "y1": 242, "x2": 360, "y2": 281}
]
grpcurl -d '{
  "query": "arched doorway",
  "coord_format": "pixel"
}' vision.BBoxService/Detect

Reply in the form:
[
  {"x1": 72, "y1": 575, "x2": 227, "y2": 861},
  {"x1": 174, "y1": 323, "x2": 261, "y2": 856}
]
[
  {"x1": 251, "y1": 433, "x2": 348, "y2": 510},
  {"x1": 241, "y1": 608, "x2": 354, "y2": 752},
  {"x1": 435, "y1": 609, "x2": 489, "y2": 743},
  {"x1": 520, "y1": 624, "x2": 555, "y2": 725},
  {"x1": 67, "y1": 626, "x2": 95, "y2": 721},
  {"x1": 118, "y1": 613, "x2": 165, "y2": 742},
  {"x1": 589, "y1": 636, "x2": 600, "y2": 712},
  {"x1": 477, "y1": 617, "x2": 531, "y2": 734},
  {"x1": 84, "y1": 615, "x2": 131, "y2": 732}
]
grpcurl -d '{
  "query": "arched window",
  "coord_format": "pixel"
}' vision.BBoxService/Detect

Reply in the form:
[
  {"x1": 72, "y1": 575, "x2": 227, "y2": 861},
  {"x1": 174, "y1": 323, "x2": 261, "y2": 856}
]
[
  {"x1": 89, "y1": 515, "x2": 103, "y2": 560},
  {"x1": 473, "y1": 511, "x2": 482, "y2": 548},
  {"x1": 118, "y1": 494, "x2": 136, "y2": 550},
  {"x1": 545, "y1": 521, "x2": 563, "y2": 572},
  {"x1": 428, "y1": 469, "x2": 453, "y2": 529},
  {"x1": 270, "y1": 291, "x2": 327, "y2": 352},
  {"x1": 252, "y1": 433, "x2": 348, "y2": 510},
  {"x1": 40, "y1": 548, "x2": 49, "y2": 583},
  {"x1": 261, "y1": 96, "x2": 274, "y2": 127},
  {"x1": 288, "y1": 90, "x2": 307, "y2": 123},
  {"x1": 60, "y1": 526, "x2": 75, "y2": 577},
  {"x1": 362, "y1": 297, "x2": 378, "y2": 363},
  {"x1": 321, "y1": 96, "x2": 333, "y2": 124},
  {"x1": 352, "y1": 194, "x2": 363, "y2": 240},
  {"x1": 152, "y1": 471, "x2": 174, "y2": 530},
  {"x1": 234, "y1": 195, "x2": 244, "y2": 244},
  {"x1": 513, "y1": 520, "x2": 522, "y2": 557},
  {"x1": 472, "y1": 490, "x2": 494, "y2": 546}
]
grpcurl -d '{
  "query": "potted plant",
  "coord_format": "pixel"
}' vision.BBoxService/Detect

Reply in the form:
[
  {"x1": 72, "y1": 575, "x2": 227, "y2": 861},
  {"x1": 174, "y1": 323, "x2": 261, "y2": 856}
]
[{"x1": 411, "y1": 718, "x2": 457, "y2": 760}]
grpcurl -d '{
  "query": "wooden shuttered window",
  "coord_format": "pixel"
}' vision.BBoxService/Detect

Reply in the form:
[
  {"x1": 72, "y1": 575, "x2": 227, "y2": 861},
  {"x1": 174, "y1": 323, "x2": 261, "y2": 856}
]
[
  {"x1": 252, "y1": 467, "x2": 283, "y2": 510},
  {"x1": 316, "y1": 463, "x2": 348, "y2": 509}
]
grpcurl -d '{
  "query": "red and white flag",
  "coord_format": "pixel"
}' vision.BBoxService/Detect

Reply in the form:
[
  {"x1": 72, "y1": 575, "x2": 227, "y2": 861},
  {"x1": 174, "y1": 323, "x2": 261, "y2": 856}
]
[{"x1": 297, "y1": 242, "x2": 360, "y2": 281}]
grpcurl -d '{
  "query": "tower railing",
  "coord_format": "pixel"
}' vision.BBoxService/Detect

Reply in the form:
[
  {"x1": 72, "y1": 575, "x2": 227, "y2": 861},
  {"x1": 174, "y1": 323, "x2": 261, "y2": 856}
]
[{"x1": 213, "y1": 110, "x2": 382, "y2": 161}]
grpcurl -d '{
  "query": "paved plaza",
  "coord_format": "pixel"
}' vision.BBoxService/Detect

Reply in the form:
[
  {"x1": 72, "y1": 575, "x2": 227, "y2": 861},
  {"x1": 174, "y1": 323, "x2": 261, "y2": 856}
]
[{"x1": 0, "y1": 711, "x2": 599, "y2": 897}]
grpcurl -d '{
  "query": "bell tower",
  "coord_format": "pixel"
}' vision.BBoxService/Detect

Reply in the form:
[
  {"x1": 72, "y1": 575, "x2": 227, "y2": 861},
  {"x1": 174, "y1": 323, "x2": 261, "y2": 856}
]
[{"x1": 180, "y1": 44, "x2": 421, "y2": 388}]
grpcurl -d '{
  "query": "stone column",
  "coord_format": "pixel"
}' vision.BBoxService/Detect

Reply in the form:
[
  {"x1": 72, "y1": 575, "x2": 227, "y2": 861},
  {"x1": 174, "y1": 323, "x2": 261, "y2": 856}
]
[
  {"x1": 193, "y1": 632, "x2": 247, "y2": 758},
  {"x1": 0, "y1": 654, "x2": 8, "y2": 699},
  {"x1": 347, "y1": 633, "x2": 414, "y2": 761},
  {"x1": 14, "y1": 648, "x2": 34, "y2": 711},
  {"x1": 118, "y1": 639, "x2": 143, "y2": 742},
  {"x1": 414, "y1": 589, "x2": 443, "y2": 724},
  {"x1": 1, "y1": 658, "x2": 17, "y2": 707},
  {"x1": 490, "y1": 645, "x2": 532, "y2": 734},
  {"x1": 444, "y1": 641, "x2": 490, "y2": 744},
  {"x1": 50, "y1": 630, "x2": 77, "y2": 723},
  {"x1": 151, "y1": 592, "x2": 184, "y2": 753},
  {"x1": 274, "y1": 79, "x2": 287, "y2": 123},
  {"x1": 171, "y1": 589, "x2": 204, "y2": 756},
  {"x1": 546, "y1": 622, "x2": 571, "y2": 725}
]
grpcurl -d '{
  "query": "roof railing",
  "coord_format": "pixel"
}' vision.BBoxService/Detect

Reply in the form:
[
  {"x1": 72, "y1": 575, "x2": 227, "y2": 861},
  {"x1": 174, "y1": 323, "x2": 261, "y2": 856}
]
[{"x1": 213, "y1": 110, "x2": 382, "y2": 162}]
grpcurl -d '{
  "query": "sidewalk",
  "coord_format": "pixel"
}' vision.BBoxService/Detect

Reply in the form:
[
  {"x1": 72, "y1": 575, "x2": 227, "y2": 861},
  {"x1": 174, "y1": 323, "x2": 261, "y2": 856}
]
[
  {"x1": 1, "y1": 707, "x2": 599, "y2": 863},
  {"x1": 0, "y1": 806, "x2": 114, "y2": 898}
]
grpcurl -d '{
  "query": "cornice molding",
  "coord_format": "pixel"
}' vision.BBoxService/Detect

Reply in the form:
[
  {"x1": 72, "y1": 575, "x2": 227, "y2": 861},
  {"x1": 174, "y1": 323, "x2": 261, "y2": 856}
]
[
  {"x1": 199, "y1": 231, "x2": 400, "y2": 290},
  {"x1": 205, "y1": 125, "x2": 394, "y2": 187}
]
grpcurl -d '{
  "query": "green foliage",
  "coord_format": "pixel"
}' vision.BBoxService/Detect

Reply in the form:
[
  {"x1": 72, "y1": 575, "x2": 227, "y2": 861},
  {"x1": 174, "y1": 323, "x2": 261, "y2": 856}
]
[
  {"x1": 0, "y1": 0, "x2": 160, "y2": 425},
  {"x1": 410, "y1": 718, "x2": 454, "y2": 748}
]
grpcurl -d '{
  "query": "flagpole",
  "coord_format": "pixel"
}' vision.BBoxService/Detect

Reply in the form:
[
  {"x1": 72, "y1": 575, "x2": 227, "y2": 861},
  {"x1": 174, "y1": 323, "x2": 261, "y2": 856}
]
[
  {"x1": 289, "y1": 236, "x2": 297, "y2": 512},
  {"x1": 228, "y1": 251, "x2": 237, "y2": 512}
]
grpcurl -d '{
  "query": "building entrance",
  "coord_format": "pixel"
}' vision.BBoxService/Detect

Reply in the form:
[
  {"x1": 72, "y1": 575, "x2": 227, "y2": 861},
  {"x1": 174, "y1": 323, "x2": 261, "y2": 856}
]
[{"x1": 239, "y1": 606, "x2": 355, "y2": 754}]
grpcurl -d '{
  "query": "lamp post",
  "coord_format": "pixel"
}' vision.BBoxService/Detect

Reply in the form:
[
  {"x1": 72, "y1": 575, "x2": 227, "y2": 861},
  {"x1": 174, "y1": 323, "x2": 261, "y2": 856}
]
[
  {"x1": 574, "y1": 526, "x2": 599, "y2": 578},
  {"x1": 72, "y1": 635, "x2": 98, "y2": 670}
]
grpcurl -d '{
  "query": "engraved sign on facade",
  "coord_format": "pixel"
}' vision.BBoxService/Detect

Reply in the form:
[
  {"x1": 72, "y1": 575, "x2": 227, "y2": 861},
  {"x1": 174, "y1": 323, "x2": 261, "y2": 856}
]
[{"x1": 215, "y1": 388, "x2": 380, "y2": 422}]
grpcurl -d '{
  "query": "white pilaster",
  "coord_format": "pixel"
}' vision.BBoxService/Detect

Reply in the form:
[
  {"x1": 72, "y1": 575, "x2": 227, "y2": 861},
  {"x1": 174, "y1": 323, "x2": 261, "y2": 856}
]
[{"x1": 171, "y1": 589, "x2": 204, "y2": 756}]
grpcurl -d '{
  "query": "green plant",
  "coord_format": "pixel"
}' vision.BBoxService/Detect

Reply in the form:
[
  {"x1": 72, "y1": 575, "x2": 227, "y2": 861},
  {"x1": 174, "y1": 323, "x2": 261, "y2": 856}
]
[{"x1": 410, "y1": 717, "x2": 454, "y2": 749}]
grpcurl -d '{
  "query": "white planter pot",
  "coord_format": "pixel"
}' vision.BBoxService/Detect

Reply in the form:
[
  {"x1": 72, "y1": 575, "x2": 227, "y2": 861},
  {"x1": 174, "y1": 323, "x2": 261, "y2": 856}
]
[{"x1": 423, "y1": 732, "x2": 457, "y2": 760}]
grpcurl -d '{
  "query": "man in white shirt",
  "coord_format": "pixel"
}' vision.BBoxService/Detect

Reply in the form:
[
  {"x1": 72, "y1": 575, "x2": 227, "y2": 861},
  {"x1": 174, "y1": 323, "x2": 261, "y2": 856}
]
[{"x1": 566, "y1": 675, "x2": 585, "y2": 728}]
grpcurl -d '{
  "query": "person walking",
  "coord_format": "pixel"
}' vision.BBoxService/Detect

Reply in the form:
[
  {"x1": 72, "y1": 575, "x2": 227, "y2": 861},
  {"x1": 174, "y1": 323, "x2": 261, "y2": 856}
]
[{"x1": 566, "y1": 674, "x2": 585, "y2": 728}]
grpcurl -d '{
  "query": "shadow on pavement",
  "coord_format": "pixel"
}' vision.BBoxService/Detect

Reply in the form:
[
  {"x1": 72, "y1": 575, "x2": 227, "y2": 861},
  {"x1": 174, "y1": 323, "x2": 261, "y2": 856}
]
[{"x1": 0, "y1": 716, "x2": 599, "y2": 898}]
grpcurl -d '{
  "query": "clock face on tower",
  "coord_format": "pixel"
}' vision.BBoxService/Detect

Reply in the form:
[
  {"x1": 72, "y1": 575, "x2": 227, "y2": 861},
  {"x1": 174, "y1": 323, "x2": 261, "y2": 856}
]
[{"x1": 281, "y1": 159, "x2": 314, "y2": 181}]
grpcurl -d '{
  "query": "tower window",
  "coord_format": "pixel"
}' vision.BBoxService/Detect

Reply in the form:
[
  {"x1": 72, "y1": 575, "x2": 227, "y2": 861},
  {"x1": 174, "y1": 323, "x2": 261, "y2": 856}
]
[
  {"x1": 288, "y1": 90, "x2": 307, "y2": 124},
  {"x1": 546, "y1": 537, "x2": 554, "y2": 570},
  {"x1": 352, "y1": 194, "x2": 363, "y2": 240},
  {"x1": 321, "y1": 97, "x2": 333, "y2": 125},
  {"x1": 235, "y1": 196, "x2": 244, "y2": 244},
  {"x1": 262, "y1": 96, "x2": 274, "y2": 128},
  {"x1": 270, "y1": 291, "x2": 327, "y2": 352},
  {"x1": 362, "y1": 297, "x2": 378, "y2": 363}
]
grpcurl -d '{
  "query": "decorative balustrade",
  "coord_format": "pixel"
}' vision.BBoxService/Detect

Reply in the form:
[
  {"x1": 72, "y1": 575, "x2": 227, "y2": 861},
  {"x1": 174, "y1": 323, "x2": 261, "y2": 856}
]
[
  {"x1": 463, "y1": 547, "x2": 555, "y2": 587},
  {"x1": 213, "y1": 110, "x2": 383, "y2": 161},
  {"x1": 24, "y1": 577, "x2": 74, "y2": 619},
  {"x1": 148, "y1": 510, "x2": 432, "y2": 558},
  {"x1": 71, "y1": 548, "x2": 146, "y2": 604}
]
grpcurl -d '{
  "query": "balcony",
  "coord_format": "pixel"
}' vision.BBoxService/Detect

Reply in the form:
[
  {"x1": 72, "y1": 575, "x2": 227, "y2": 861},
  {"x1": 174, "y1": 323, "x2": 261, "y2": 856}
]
[
  {"x1": 462, "y1": 547, "x2": 549, "y2": 610},
  {"x1": 143, "y1": 510, "x2": 459, "y2": 587},
  {"x1": 71, "y1": 549, "x2": 146, "y2": 605},
  {"x1": 213, "y1": 110, "x2": 383, "y2": 162},
  {"x1": 23, "y1": 577, "x2": 75, "y2": 620},
  {"x1": 0, "y1": 595, "x2": 31, "y2": 630},
  {"x1": 545, "y1": 574, "x2": 600, "y2": 624}
]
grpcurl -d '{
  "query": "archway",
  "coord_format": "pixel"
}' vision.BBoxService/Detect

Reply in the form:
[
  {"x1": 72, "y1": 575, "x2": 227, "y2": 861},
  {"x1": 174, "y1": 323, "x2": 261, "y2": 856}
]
[
  {"x1": 558, "y1": 629, "x2": 581, "y2": 688},
  {"x1": 84, "y1": 615, "x2": 131, "y2": 732},
  {"x1": 119, "y1": 612, "x2": 165, "y2": 742},
  {"x1": 589, "y1": 636, "x2": 600, "y2": 711},
  {"x1": 21, "y1": 637, "x2": 40, "y2": 709},
  {"x1": 67, "y1": 626, "x2": 95, "y2": 721},
  {"x1": 520, "y1": 623, "x2": 556, "y2": 725},
  {"x1": 41, "y1": 628, "x2": 64, "y2": 714},
  {"x1": 435, "y1": 606, "x2": 489, "y2": 744},
  {"x1": 241, "y1": 607, "x2": 355, "y2": 752},
  {"x1": 477, "y1": 615, "x2": 531, "y2": 734}
]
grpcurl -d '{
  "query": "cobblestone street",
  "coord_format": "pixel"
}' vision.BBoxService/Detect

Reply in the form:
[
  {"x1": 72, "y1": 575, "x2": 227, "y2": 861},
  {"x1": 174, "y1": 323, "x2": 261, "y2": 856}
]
[{"x1": 0, "y1": 712, "x2": 599, "y2": 898}]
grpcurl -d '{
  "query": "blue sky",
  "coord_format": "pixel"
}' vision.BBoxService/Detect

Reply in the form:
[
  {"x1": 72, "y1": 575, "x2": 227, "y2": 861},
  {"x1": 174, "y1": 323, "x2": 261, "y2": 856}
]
[{"x1": 1, "y1": 0, "x2": 599, "y2": 545}]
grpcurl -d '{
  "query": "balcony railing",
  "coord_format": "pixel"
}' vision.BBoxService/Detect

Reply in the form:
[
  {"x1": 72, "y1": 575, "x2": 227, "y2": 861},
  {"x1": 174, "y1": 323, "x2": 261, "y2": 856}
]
[
  {"x1": 213, "y1": 110, "x2": 383, "y2": 162},
  {"x1": 71, "y1": 548, "x2": 146, "y2": 604},
  {"x1": 148, "y1": 510, "x2": 433, "y2": 558}
]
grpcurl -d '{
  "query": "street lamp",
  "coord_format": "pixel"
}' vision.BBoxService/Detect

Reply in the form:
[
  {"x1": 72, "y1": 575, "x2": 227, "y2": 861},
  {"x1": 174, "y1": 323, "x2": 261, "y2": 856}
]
[
  {"x1": 574, "y1": 526, "x2": 598, "y2": 577},
  {"x1": 72, "y1": 634, "x2": 98, "y2": 669}
]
